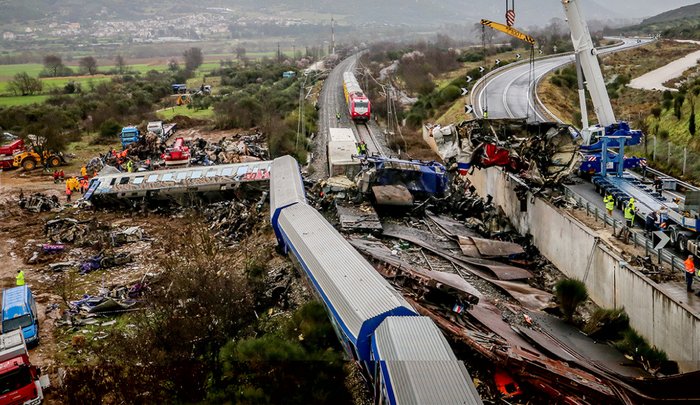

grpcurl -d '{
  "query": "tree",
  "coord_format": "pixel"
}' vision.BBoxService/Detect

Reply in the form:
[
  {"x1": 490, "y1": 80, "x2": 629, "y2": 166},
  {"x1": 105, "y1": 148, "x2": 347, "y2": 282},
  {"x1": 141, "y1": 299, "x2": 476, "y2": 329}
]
[
  {"x1": 7, "y1": 72, "x2": 43, "y2": 96},
  {"x1": 183, "y1": 47, "x2": 203, "y2": 71},
  {"x1": 79, "y1": 56, "x2": 98, "y2": 75},
  {"x1": 167, "y1": 58, "x2": 180, "y2": 72},
  {"x1": 43, "y1": 54, "x2": 64, "y2": 77},
  {"x1": 114, "y1": 55, "x2": 127, "y2": 74},
  {"x1": 235, "y1": 46, "x2": 246, "y2": 61},
  {"x1": 690, "y1": 99, "x2": 696, "y2": 137}
]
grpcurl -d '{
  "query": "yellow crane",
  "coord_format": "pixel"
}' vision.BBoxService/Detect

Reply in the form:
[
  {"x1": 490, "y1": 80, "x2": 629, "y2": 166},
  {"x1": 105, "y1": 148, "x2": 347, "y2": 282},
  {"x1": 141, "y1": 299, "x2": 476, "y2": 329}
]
[{"x1": 480, "y1": 19, "x2": 535, "y2": 46}]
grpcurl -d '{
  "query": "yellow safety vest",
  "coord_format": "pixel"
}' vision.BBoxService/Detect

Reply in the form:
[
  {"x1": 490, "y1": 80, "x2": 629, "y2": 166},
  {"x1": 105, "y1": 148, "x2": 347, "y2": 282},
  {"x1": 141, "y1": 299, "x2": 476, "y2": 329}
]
[
  {"x1": 604, "y1": 195, "x2": 614, "y2": 211},
  {"x1": 624, "y1": 204, "x2": 635, "y2": 220},
  {"x1": 16, "y1": 271, "x2": 25, "y2": 286}
]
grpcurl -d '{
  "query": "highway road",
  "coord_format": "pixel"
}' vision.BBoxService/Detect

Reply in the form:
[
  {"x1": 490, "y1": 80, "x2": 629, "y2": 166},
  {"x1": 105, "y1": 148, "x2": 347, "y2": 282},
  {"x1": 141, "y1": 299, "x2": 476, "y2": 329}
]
[{"x1": 473, "y1": 38, "x2": 652, "y2": 122}]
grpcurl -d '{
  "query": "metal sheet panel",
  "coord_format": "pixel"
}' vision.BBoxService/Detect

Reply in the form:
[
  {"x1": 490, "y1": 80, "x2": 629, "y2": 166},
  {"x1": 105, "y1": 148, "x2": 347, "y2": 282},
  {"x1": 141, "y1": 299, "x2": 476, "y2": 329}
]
[
  {"x1": 374, "y1": 317, "x2": 482, "y2": 405},
  {"x1": 270, "y1": 156, "x2": 305, "y2": 213},
  {"x1": 278, "y1": 203, "x2": 414, "y2": 340},
  {"x1": 329, "y1": 128, "x2": 356, "y2": 143}
]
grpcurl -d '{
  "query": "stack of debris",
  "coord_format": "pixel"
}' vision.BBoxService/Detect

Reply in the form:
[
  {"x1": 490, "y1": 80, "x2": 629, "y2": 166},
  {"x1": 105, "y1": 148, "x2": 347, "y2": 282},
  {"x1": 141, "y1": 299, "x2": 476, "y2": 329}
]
[
  {"x1": 19, "y1": 193, "x2": 61, "y2": 213},
  {"x1": 424, "y1": 119, "x2": 580, "y2": 187},
  {"x1": 79, "y1": 251, "x2": 133, "y2": 275},
  {"x1": 203, "y1": 200, "x2": 262, "y2": 244},
  {"x1": 63, "y1": 282, "x2": 146, "y2": 325},
  {"x1": 189, "y1": 133, "x2": 269, "y2": 165},
  {"x1": 45, "y1": 218, "x2": 100, "y2": 245}
]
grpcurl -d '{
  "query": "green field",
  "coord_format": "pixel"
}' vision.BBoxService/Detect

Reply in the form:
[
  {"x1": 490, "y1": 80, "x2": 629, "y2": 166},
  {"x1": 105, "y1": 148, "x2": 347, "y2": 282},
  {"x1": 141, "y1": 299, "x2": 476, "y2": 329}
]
[
  {"x1": 0, "y1": 63, "x2": 45, "y2": 80},
  {"x1": 157, "y1": 105, "x2": 214, "y2": 120},
  {"x1": 0, "y1": 75, "x2": 112, "y2": 94},
  {"x1": 0, "y1": 58, "x2": 227, "y2": 107},
  {"x1": 0, "y1": 95, "x2": 49, "y2": 106}
]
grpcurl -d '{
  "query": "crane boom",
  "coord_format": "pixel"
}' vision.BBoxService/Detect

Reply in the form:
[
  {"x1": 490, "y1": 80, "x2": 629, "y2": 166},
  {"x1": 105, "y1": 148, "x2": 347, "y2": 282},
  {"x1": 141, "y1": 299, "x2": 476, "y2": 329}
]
[
  {"x1": 480, "y1": 19, "x2": 535, "y2": 46},
  {"x1": 560, "y1": 0, "x2": 616, "y2": 127}
]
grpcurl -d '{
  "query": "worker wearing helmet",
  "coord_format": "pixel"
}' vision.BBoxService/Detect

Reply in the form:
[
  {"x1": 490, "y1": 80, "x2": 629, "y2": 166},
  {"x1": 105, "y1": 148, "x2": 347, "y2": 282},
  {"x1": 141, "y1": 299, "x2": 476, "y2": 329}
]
[
  {"x1": 624, "y1": 198, "x2": 636, "y2": 228},
  {"x1": 603, "y1": 193, "x2": 614, "y2": 216}
]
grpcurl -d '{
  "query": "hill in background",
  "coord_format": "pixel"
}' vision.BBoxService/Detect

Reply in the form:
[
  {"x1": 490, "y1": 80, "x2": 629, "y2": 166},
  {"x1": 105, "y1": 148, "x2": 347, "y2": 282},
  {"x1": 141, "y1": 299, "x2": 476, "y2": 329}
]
[{"x1": 1, "y1": 0, "x2": 699, "y2": 27}]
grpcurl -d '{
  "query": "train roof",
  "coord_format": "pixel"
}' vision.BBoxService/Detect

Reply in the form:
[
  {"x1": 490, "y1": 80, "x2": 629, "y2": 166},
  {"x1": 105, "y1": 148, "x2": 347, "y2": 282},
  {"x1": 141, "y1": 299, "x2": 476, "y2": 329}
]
[
  {"x1": 329, "y1": 127, "x2": 356, "y2": 143},
  {"x1": 277, "y1": 203, "x2": 415, "y2": 342},
  {"x1": 343, "y1": 71, "x2": 364, "y2": 95},
  {"x1": 373, "y1": 317, "x2": 483, "y2": 405},
  {"x1": 270, "y1": 156, "x2": 306, "y2": 215}
]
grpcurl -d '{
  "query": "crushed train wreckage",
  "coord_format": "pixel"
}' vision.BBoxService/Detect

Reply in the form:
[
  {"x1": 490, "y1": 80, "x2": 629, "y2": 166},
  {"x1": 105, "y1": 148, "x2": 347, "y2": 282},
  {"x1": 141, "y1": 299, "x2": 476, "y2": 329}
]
[{"x1": 423, "y1": 118, "x2": 580, "y2": 186}]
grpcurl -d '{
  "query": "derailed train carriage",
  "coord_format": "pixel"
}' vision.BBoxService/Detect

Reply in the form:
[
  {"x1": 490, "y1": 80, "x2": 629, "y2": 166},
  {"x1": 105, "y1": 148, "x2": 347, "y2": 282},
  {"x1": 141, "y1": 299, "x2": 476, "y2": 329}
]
[
  {"x1": 85, "y1": 161, "x2": 271, "y2": 207},
  {"x1": 270, "y1": 155, "x2": 482, "y2": 404}
]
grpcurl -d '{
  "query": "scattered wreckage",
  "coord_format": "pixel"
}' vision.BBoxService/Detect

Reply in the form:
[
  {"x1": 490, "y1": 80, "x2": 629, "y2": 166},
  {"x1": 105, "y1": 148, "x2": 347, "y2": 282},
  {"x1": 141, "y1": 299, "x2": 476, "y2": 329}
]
[
  {"x1": 423, "y1": 118, "x2": 580, "y2": 186},
  {"x1": 19, "y1": 193, "x2": 61, "y2": 213}
]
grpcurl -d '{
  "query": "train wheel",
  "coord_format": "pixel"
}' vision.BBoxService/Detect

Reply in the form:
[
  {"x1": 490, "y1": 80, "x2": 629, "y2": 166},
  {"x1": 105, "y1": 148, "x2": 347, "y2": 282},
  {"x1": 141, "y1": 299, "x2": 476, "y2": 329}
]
[{"x1": 22, "y1": 159, "x2": 36, "y2": 171}]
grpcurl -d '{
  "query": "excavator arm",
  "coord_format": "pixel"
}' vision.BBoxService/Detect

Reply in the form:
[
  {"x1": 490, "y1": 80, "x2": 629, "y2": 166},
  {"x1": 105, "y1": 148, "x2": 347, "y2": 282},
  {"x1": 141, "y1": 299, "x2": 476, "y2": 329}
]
[{"x1": 480, "y1": 19, "x2": 535, "y2": 46}]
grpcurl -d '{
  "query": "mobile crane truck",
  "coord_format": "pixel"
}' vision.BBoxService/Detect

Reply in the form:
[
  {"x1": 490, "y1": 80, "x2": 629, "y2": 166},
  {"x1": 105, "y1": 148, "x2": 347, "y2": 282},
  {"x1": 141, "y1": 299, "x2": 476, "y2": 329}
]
[{"x1": 561, "y1": 0, "x2": 700, "y2": 253}]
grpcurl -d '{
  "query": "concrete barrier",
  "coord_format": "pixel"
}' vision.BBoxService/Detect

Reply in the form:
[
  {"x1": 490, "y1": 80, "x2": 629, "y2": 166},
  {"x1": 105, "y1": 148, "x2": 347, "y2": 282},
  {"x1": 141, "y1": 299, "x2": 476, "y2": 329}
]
[{"x1": 468, "y1": 167, "x2": 700, "y2": 371}]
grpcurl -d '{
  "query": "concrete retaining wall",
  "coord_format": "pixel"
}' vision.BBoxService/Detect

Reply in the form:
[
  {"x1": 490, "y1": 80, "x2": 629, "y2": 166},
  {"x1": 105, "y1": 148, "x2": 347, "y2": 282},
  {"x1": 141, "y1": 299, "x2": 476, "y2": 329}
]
[{"x1": 468, "y1": 167, "x2": 700, "y2": 371}]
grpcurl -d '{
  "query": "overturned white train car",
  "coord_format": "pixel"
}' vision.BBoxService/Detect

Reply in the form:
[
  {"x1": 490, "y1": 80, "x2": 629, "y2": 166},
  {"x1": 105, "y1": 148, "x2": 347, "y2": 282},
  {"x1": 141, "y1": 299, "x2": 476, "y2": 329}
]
[{"x1": 85, "y1": 161, "x2": 271, "y2": 206}]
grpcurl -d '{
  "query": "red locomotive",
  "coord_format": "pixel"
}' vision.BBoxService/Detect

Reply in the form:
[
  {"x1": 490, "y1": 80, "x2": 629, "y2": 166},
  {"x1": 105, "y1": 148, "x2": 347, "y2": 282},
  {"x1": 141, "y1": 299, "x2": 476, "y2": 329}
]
[{"x1": 342, "y1": 72, "x2": 371, "y2": 122}]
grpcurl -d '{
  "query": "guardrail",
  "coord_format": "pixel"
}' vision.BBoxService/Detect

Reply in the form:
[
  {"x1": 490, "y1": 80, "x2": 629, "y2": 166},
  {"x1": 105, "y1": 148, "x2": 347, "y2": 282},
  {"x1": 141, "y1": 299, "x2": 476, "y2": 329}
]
[{"x1": 563, "y1": 186, "x2": 687, "y2": 274}]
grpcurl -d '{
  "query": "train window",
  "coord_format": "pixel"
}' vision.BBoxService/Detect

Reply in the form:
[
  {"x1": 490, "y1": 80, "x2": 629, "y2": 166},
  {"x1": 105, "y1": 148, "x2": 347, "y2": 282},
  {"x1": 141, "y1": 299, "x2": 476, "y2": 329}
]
[
  {"x1": 221, "y1": 167, "x2": 233, "y2": 176},
  {"x1": 205, "y1": 170, "x2": 218, "y2": 178},
  {"x1": 119, "y1": 177, "x2": 129, "y2": 185},
  {"x1": 109, "y1": 178, "x2": 116, "y2": 186},
  {"x1": 161, "y1": 173, "x2": 174, "y2": 181},
  {"x1": 236, "y1": 166, "x2": 249, "y2": 177},
  {"x1": 176, "y1": 172, "x2": 188, "y2": 181},
  {"x1": 132, "y1": 176, "x2": 145, "y2": 185},
  {"x1": 355, "y1": 101, "x2": 368, "y2": 108},
  {"x1": 146, "y1": 174, "x2": 159, "y2": 183},
  {"x1": 191, "y1": 170, "x2": 202, "y2": 179}
]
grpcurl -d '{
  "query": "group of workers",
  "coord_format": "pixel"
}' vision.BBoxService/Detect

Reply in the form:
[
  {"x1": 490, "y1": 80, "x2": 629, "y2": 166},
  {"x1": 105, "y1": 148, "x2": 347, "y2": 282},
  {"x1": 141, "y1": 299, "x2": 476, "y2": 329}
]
[
  {"x1": 605, "y1": 191, "x2": 700, "y2": 297},
  {"x1": 62, "y1": 165, "x2": 93, "y2": 202},
  {"x1": 604, "y1": 193, "x2": 669, "y2": 234}
]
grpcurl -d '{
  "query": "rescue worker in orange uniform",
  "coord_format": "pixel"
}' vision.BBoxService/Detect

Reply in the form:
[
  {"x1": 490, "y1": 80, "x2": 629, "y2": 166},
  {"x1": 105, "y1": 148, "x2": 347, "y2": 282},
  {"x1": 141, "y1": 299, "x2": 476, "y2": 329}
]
[{"x1": 685, "y1": 255, "x2": 696, "y2": 292}]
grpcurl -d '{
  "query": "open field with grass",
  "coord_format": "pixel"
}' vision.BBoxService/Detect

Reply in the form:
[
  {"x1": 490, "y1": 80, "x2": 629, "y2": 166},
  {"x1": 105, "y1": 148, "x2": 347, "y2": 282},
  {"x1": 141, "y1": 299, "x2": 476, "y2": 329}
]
[
  {"x1": 157, "y1": 105, "x2": 214, "y2": 120},
  {"x1": 0, "y1": 95, "x2": 50, "y2": 106}
]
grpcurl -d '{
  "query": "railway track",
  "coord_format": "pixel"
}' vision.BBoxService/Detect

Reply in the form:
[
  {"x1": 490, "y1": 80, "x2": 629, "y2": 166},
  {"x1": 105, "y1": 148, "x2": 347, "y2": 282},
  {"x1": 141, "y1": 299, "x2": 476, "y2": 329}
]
[{"x1": 355, "y1": 122, "x2": 385, "y2": 156}]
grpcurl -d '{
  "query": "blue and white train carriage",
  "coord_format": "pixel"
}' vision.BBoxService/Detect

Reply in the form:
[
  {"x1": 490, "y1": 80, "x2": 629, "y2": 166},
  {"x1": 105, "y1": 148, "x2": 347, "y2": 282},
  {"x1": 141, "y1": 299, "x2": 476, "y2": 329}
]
[{"x1": 270, "y1": 155, "x2": 482, "y2": 405}]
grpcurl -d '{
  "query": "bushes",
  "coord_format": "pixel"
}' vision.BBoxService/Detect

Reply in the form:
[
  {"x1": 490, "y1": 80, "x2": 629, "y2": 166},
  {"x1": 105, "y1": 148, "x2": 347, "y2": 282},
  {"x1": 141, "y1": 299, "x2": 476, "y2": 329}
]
[
  {"x1": 583, "y1": 307, "x2": 630, "y2": 340},
  {"x1": 457, "y1": 51, "x2": 485, "y2": 63},
  {"x1": 554, "y1": 278, "x2": 588, "y2": 321},
  {"x1": 211, "y1": 302, "x2": 352, "y2": 404},
  {"x1": 440, "y1": 85, "x2": 462, "y2": 103}
]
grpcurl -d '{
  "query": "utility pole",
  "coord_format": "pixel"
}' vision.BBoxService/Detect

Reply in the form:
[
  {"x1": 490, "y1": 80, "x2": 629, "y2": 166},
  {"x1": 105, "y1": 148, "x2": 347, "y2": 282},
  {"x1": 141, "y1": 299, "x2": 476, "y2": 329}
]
[
  {"x1": 331, "y1": 17, "x2": 336, "y2": 55},
  {"x1": 277, "y1": 42, "x2": 281, "y2": 63}
]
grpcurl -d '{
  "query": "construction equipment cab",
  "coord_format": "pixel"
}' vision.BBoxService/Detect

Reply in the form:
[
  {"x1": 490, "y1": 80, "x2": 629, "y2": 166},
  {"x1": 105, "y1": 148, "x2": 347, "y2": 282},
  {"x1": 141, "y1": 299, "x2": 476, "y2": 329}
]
[
  {"x1": 1, "y1": 286, "x2": 39, "y2": 346},
  {"x1": 0, "y1": 329, "x2": 45, "y2": 404}
]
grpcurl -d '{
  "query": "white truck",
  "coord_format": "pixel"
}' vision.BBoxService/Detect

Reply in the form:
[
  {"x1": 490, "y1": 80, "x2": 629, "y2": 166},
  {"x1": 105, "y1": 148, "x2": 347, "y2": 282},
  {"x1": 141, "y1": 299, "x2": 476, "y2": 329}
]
[{"x1": 146, "y1": 121, "x2": 177, "y2": 142}]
